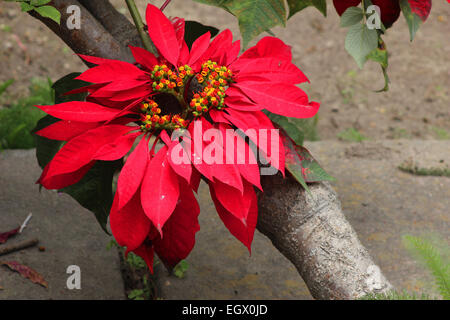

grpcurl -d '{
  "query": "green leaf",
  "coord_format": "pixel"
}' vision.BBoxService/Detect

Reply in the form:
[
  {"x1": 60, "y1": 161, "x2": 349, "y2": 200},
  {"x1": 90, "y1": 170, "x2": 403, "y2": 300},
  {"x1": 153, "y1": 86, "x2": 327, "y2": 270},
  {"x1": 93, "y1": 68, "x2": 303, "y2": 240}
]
[
  {"x1": 0, "y1": 79, "x2": 14, "y2": 96},
  {"x1": 281, "y1": 128, "x2": 334, "y2": 188},
  {"x1": 194, "y1": 0, "x2": 286, "y2": 48},
  {"x1": 345, "y1": 23, "x2": 378, "y2": 69},
  {"x1": 60, "y1": 160, "x2": 121, "y2": 234},
  {"x1": 399, "y1": 0, "x2": 422, "y2": 41},
  {"x1": 264, "y1": 111, "x2": 304, "y2": 146},
  {"x1": 295, "y1": 145, "x2": 335, "y2": 182},
  {"x1": 173, "y1": 260, "x2": 189, "y2": 279},
  {"x1": 340, "y1": 6, "x2": 364, "y2": 27},
  {"x1": 282, "y1": 132, "x2": 309, "y2": 192},
  {"x1": 52, "y1": 72, "x2": 89, "y2": 104},
  {"x1": 34, "y1": 5, "x2": 61, "y2": 24},
  {"x1": 367, "y1": 46, "x2": 387, "y2": 68},
  {"x1": 184, "y1": 21, "x2": 219, "y2": 49},
  {"x1": 30, "y1": 0, "x2": 52, "y2": 6},
  {"x1": 20, "y1": 2, "x2": 35, "y2": 12},
  {"x1": 32, "y1": 115, "x2": 62, "y2": 168},
  {"x1": 287, "y1": 0, "x2": 326, "y2": 18}
]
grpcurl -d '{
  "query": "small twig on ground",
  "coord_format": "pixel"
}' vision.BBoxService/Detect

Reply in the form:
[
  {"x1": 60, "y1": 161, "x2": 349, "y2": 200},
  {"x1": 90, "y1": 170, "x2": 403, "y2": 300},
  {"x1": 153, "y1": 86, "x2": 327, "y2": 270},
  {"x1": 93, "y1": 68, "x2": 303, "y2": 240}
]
[
  {"x1": 0, "y1": 239, "x2": 39, "y2": 257},
  {"x1": 19, "y1": 213, "x2": 33, "y2": 234}
]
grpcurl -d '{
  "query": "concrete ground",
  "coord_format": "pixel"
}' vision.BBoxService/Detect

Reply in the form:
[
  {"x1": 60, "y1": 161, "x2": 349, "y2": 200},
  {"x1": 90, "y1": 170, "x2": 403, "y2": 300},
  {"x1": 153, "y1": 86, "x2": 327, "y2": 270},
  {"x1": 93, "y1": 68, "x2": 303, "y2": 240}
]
[
  {"x1": 0, "y1": 150, "x2": 125, "y2": 299},
  {"x1": 0, "y1": 140, "x2": 448, "y2": 299},
  {"x1": 156, "y1": 139, "x2": 449, "y2": 299}
]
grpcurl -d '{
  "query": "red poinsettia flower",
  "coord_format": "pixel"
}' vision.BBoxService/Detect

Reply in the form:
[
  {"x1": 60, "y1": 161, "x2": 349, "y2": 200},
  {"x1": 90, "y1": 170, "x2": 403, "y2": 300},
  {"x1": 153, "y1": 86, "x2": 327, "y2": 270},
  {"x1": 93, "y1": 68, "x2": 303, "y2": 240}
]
[
  {"x1": 333, "y1": 0, "x2": 431, "y2": 28},
  {"x1": 35, "y1": 4, "x2": 319, "y2": 270}
]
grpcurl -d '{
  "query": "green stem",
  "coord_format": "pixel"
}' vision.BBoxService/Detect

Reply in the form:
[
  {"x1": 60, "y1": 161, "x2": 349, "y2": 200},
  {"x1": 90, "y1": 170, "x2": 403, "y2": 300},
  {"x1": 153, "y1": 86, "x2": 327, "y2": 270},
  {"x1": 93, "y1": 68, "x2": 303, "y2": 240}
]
[{"x1": 125, "y1": 0, "x2": 157, "y2": 54}]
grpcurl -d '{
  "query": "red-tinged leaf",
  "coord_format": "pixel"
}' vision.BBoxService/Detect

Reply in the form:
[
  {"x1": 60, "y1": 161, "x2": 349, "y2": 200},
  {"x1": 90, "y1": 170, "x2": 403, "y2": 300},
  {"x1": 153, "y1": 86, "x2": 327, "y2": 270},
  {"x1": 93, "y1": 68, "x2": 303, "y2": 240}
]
[
  {"x1": 36, "y1": 120, "x2": 101, "y2": 141},
  {"x1": 224, "y1": 108, "x2": 284, "y2": 174},
  {"x1": 281, "y1": 130, "x2": 334, "y2": 190},
  {"x1": 93, "y1": 131, "x2": 140, "y2": 161},
  {"x1": 224, "y1": 97, "x2": 261, "y2": 111},
  {"x1": 129, "y1": 243, "x2": 155, "y2": 273},
  {"x1": 110, "y1": 189, "x2": 151, "y2": 252},
  {"x1": 225, "y1": 40, "x2": 241, "y2": 66},
  {"x1": 234, "y1": 57, "x2": 309, "y2": 84},
  {"x1": 167, "y1": 140, "x2": 192, "y2": 184},
  {"x1": 38, "y1": 161, "x2": 95, "y2": 189},
  {"x1": 225, "y1": 87, "x2": 262, "y2": 111},
  {"x1": 209, "y1": 109, "x2": 230, "y2": 124},
  {"x1": 160, "y1": 129, "x2": 192, "y2": 184},
  {"x1": 190, "y1": 169, "x2": 202, "y2": 193},
  {"x1": 171, "y1": 17, "x2": 186, "y2": 47},
  {"x1": 172, "y1": 18, "x2": 190, "y2": 65},
  {"x1": 281, "y1": 130, "x2": 309, "y2": 190},
  {"x1": 211, "y1": 179, "x2": 254, "y2": 221},
  {"x1": 202, "y1": 124, "x2": 244, "y2": 193},
  {"x1": 40, "y1": 125, "x2": 132, "y2": 187},
  {"x1": 153, "y1": 180, "x2": 200, "y2": 268},
  {"x1": 235, "y1": 81, "x2": 320, "y2": 118},
  {"x1": 219, "y1": 125, "x2": 261, "y2": 190},
  {"x1": 129, "y1": 46, "x2": 158, "y2": 70},
  {"x1": 239, "y1": 36, "x2": 292, "y2": 61},
  {"x1": 76, "y1": 61, "x2": 145, "y2": 84},
  {"x1": 64, "y1": 83, "x2": 104, "y2": 96},
  {"x1": 146, "y1": 4, "x2": 180, "y2": 67},
  {"x1": 1, "y1": 261, "x2": 48, "y2": 288},
  {"x1": 89, "y1": 79, "x2": 148, "y2": 97},
  {"x1": 0, "y1": 227, "x2": 19, "y2": 244},
  {"x1": 107, "y1": 85, "x2": 152, "y2": 102},
  {"x1": 78, "y1": 54, "x2": 121, "y2": 65},
  {"x1": 188, "y1": 32, "x2": 211, "y2": 66},
  {"x1": 141, "y1": 146, "x2": 180, "y2": 234},
  {"x1": 179, "y1": 41, "x2": 190, "y2": 66},
  {"x1": 200, "y1": 29, "x2": 233, "y2": 66},
  {"x1": 210, "y1": 184, "x2": 257, "y2": 252},
  {"x1": 36, "y1": 101, "x2": 121, "y2": 122},
  {"x1": 117, "y1": 136, "x2": 150, "y2": 210},
  {"x1": 408, "y1": 0, "x2": 431, "y2": 21},
  {"x1": 294, "y1": 145, "x2": 335, "y2": 183},
  {"x1": 186, "y1": 119, "x2": 214, "y2": 181}
]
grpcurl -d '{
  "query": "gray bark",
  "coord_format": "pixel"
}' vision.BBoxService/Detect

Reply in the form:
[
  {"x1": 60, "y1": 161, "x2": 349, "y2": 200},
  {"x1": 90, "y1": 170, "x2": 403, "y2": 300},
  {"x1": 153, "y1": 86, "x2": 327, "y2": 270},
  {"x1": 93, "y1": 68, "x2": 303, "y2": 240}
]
[
  {"x1": 29, "y1": 0, "x2": 393, "y2": 299},
  {"x1": 258, "y1": 174, "x2": 392, "y2": 299}
]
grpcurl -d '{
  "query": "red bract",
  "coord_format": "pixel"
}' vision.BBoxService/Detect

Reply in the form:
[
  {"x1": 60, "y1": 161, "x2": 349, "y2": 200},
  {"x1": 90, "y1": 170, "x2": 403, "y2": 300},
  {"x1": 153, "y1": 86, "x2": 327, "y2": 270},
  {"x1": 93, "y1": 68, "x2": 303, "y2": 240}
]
[
  {"x1": 35, "y1": 4, "x2": 319, "y2": 270},
  {"x1": 333, "y1": 0, "x2": 431, "y2": 28}
]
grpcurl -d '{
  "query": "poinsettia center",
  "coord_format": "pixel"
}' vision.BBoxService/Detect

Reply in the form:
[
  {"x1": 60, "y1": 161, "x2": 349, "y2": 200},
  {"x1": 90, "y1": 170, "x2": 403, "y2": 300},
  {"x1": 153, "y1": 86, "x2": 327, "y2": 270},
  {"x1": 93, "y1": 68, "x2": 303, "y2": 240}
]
[
  {"x1": 140, "y1": 61, "x2": 233, "y2": 132},
  {"x1": 139, "y1": 98, "x2": 187, "y2": 131},
  {"x1": 189, "y1": 60, "x2": 233, "y2": 116}
]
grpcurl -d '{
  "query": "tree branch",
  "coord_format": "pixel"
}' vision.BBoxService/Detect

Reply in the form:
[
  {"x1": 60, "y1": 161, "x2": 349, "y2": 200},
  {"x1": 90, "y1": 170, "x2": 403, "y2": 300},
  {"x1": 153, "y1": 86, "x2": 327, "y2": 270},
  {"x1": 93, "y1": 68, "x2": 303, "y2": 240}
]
[
  {"x1": 258, "y1": 175, "x2": 392, "y2": 299},
  {"x1": 78, "y1": 0, "x2": 141, "y2": 49},
  {"x1": 28, "y1": 0, "x2": 394, "y2": 299},
  {"x1": 29, "y1": 0, "x2": 134, "y2": 63}
]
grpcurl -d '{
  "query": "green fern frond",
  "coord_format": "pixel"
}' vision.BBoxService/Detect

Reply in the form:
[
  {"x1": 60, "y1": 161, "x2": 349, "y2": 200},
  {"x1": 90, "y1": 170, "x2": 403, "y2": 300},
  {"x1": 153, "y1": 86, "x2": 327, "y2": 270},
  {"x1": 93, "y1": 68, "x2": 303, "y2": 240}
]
[{"x1": 403, "y1": 235, "x2": 450, "y2": 300}]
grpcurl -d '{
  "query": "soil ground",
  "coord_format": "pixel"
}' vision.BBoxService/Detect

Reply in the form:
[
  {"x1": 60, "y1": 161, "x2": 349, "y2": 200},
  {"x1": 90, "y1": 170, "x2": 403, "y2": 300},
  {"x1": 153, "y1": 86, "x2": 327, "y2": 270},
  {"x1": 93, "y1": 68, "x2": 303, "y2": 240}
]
[{"x1": 0, "y1": 0, "x2": 449, "y2": 140}]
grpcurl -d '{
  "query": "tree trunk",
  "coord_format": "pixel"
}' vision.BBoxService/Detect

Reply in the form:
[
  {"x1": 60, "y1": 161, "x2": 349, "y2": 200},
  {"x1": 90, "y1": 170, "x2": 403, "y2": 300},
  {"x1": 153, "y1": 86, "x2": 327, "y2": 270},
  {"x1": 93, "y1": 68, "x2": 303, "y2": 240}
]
[
  {"x1": 258, "y1": 174, "x2": 392, "y2": 299},
  {"x1": 30, "y1": 0, "x2": 393, "y2": 299}
]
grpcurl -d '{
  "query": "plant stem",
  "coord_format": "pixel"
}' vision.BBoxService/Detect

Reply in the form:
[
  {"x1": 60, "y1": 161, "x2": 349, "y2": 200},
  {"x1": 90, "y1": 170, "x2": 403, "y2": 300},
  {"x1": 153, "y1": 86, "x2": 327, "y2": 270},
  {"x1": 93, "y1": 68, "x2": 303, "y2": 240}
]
[
  {"x1": 125, "y1": 0, "x2": 157, "y2": 54},
  {"x1": 160, "y1": 0, "x2": 172, "y2": 11}
]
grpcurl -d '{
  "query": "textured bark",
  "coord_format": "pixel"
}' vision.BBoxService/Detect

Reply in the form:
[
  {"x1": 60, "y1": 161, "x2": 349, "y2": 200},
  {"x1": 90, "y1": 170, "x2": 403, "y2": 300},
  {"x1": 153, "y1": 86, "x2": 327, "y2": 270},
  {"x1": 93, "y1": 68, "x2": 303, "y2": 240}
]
[
  {"x1": 258, "y1": 174, "x2": 393, "y2": 299},
  {"x1": 29, "y1": 0, "x2": 394, "y2": 299},
  {"x1": 29, "y1": 0, "x2": 134, "y2": 63}
]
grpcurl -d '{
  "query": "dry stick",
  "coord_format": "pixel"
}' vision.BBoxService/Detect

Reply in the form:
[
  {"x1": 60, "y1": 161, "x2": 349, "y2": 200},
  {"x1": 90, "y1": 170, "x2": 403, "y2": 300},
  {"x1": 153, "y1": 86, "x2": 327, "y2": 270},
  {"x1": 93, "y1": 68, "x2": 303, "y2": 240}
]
[{"x1": 0, "y1": 239, "x2": 39, "y2": 257}]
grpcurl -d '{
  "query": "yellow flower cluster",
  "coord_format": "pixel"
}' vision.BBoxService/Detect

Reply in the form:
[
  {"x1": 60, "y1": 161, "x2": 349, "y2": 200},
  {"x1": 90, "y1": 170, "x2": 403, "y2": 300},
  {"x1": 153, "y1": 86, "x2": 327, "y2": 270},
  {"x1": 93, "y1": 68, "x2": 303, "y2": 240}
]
[{"x1": 140, "y1": 99, "x2": 187, "y2": 131}]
